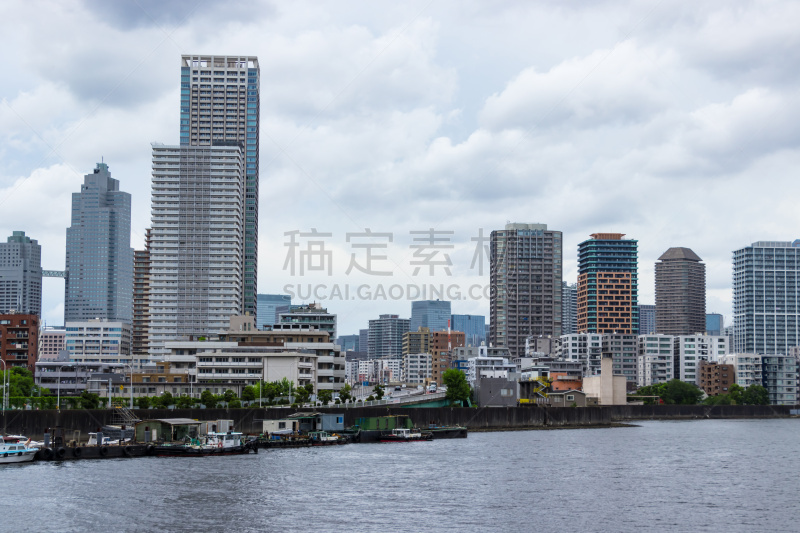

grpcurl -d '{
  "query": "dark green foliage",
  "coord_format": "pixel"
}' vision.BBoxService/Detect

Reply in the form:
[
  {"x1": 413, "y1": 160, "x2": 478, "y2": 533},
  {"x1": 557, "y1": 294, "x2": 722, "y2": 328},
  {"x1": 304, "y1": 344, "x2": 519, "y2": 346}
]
[
  {"x1": 79, "y1": 391, "x2": 100, "y2": 409},
  {"x1": 200, "y1": 390, "x2": 218, "y2": 408},
  {"x1": 741, "y1": 384, "x2": 770, "y2": 405},
  {"x1": 635, "y1": 380, "x2": 704, "y2": 405},
  {"x1": 442, "y1": 369, "x2": 471, "y2": 405},
  {"x1": 295, "y1": 383, "x2": 314, "y2": 404},
  {"x1": 337, "y1": 383, "x2": 353, "y2": 403},
  {"x1": 318, "y1": 389, "x2": 332, "y2": 405},
  {"x1": 372, "y1": 384, "x2": 384, "y2": 400},
  {"x1": 241, "y1": 386, "x2": 256, "y2": 402},
  {"x1": 175, "y1": 395, "x2": 195, "y2": 409}
]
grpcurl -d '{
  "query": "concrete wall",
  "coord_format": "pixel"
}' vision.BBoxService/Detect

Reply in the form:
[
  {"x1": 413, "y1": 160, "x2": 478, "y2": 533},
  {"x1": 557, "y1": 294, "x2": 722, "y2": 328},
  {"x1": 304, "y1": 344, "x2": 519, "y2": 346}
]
[{"x1": 2, "y1": 404, "x2": 796, "y2": 439}]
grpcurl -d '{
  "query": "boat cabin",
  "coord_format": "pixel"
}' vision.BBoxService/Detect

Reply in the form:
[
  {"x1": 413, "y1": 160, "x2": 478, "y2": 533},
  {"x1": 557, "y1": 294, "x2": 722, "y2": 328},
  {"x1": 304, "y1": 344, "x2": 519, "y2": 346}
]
[{"x1": 135, "y1": 418, "x2": 201, "y2": 443}]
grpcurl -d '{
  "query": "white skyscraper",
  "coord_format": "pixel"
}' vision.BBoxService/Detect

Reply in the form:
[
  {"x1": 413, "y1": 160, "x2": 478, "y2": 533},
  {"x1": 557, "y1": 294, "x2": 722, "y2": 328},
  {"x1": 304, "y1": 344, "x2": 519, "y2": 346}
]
[{"x1": 148, "y1": 143, "x2": 244, "y2": 357}]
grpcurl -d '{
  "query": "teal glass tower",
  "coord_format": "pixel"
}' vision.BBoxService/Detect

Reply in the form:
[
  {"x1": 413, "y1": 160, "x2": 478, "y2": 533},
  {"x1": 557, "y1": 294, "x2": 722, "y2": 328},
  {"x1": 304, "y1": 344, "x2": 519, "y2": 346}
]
[
  {"x1": 64, "y1": 162, "x2": 133, "y2": 324},
  {"x1": 181, "y1": 55, "x2": 260, "y2": 317}
]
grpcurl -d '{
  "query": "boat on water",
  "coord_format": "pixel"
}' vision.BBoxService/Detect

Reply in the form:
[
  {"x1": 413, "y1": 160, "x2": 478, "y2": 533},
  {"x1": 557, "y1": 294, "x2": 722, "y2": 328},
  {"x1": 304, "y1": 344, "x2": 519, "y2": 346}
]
[
  {"x1": 0, "y1": 435, "x2": 39, "y2": 465},
  {"x1": 308, "y1": 431, "x2": 348, "y2": 446},
  {"x1": 343, "y1": 415, "x2": 466, "y2": 442},
  {"x1": 379, "y1": 428, "x2": 433, "y2": 443},
  {"x1": 426, "y1": 425, "x2": 468, "y2": 439},
  {"x1": 154, "y1": 431, "x2": 256, "y2": 457}
]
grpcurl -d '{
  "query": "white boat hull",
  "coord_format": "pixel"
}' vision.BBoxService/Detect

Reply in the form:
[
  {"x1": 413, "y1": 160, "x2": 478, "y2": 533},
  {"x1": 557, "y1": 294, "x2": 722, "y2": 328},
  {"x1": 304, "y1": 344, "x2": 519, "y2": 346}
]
[{"x1": 0, "y1": 450, "x2": 38, "y2": 464}]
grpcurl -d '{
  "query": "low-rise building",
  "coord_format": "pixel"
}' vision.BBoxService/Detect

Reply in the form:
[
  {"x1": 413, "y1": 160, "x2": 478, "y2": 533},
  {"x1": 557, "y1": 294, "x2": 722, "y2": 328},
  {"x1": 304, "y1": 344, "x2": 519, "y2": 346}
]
[
  {"x1": 0, "y1": 313, "x2": 39, "y2": 370},
  {"x1": 38, "y1": 327, "x2": 66, "y2": 361},
  {"x1": 718, "y1": 354, "x2": 762, "y2": 388},
  {"x1": 475, "y1": 376, "x2": 517, "y2": 407},
  {"x1": 673, "y1": 334, "x2": 729, "y2": 385},
  {"x1": 603, "y1": 333, "x2": 639, "y2": 391},
  {"x1": 403, "y1": 353, "x2": 432, "y2": 385},
  {"x1": 35, "y1": 360, "x2": 126, "y2": 397},
  {"x1": 555, "y1": 333, "x2": 603, "y2": 376},
  {"x1": 583, "y1": 355, "x2": 628, "y2": 405},
  {"x1": 65, "y1": 319, "x2": 132, "y2": 365},
  {"x1": 637, "y1": 334, "x2": 675, "y2": 387},
  {"x1": 699, "y1": 361, "x2": 736, "y2": 396},
  {"x1": 761, "y1": 355, "x2": 797, "y2": 405}
]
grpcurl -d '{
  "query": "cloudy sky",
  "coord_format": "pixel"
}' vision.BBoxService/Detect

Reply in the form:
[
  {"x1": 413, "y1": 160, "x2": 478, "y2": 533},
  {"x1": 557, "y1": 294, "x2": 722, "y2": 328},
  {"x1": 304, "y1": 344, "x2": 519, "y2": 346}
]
[{"x1": 2, "y1": 0, "x2": 798, "y2": 336}]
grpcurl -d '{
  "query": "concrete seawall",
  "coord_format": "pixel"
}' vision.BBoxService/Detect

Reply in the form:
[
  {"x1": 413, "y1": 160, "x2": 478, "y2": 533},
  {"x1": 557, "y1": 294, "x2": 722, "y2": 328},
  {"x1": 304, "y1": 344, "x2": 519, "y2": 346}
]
[{"x1": 2, "y1": 404, "x2": 796, "y2": 439}]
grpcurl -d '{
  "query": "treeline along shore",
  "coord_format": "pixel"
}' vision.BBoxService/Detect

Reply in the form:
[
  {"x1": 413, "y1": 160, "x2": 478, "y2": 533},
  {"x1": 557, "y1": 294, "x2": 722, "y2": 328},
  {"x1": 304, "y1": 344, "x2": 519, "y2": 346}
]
[{"x1": 3, "y1": 404, "x2": 797, "y2": 440}]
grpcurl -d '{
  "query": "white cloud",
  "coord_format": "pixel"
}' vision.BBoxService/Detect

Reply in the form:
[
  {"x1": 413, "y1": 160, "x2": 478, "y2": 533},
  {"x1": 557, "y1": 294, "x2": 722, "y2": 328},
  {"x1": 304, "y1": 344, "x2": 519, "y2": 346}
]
[{"x1": 2, "y1": 1, "x2": 800, "y2": 334}]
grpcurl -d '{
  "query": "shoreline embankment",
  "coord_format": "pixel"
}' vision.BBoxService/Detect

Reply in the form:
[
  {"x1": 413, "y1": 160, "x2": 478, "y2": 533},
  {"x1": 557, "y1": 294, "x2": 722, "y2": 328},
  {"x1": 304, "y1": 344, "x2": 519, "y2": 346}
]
[{"x1": 2, "y1": 404, "x2": 796, "y2": 440}]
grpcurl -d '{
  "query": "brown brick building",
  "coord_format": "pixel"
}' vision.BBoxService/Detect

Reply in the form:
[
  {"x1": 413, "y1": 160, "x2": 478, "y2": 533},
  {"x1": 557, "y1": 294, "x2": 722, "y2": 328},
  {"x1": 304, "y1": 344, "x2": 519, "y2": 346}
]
[
  {"x1": 0, "y1": 313, "x2": 39, "y2": 371},
  {"x1": 699, "y1": 361, "x2": 736, "y2": 396}
]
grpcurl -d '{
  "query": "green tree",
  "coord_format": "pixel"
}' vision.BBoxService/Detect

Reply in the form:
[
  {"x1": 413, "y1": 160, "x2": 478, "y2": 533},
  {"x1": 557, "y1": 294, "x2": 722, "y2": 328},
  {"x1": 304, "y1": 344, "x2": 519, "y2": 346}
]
[
  {"x1": 175, "y1": 395, "x2": 195, "y2": 409},
  {"x1": 318, "y1": 389, "x2": 333, "y2": 405},
  {"x1": 372, "y1": 384, "x2": 384, "y2": 400},
  {"x1": 228, "y1": 398, "x2": 242, "y2": 408},
  {"x1": 703, "y1": 393, "x2": 734, "y2": 405},
  {"x1": 200, "y1": 390, "x2": 218, "y2": 408},
  {"x1": 263, "y1": 382, "x2": 279, "y2": 404},
  {"x1": 295, "y1": 383, "x2": 314, "y2": 404},
  {"x1": 241, "y1": 386, "x2": 256, "y2": 402},
  {"x1": 4, "y1": 367, "x2": 42, "y2": 397},
  {"x1": 160, "y1": 391, "x2": 174, "y2": 407},
  {"x1": 277, "y1": 377, "x2": 295, "y2": 397},
  {"x1": 338, "y1": 383, "x2": 353, "y2": 403},
  {"x1": 79, "y1": 391, "x2": 100, "y2": 409},
  {"x1": 223, "y1": 390, "x2": 237, "y2": 403},
  {"x1": 136, "y1": 396, "x2": 151, "y2": 409},
  {"x1": 660, "y1": 380, "x2": 704, "y2": 405},
  {"x1": 728, "y1": 384, "x2": 745, "y2": 405},
  {"x1": 742, "y1": 384, "x2": 770, "y2": 405},
  {"x1": 443, "y1": 369, "x2": 471, "y2": 405}
]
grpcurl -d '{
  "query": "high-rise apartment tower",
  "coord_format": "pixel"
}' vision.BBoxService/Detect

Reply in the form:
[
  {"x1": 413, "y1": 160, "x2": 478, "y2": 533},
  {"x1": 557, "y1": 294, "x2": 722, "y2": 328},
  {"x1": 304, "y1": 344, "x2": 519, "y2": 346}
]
[
  {"x1": 0, "y1": 231, "x2": 42, "y2": 315},
  {"x1": 577, "y1": 233, "x2": 638, "y2": 334},
  {"x1": 181, "y1": 55, "x2": 259, "y2": 317},
  {"x1": 148, "y1": 144, "x2": 245, "y2": 357},
  {"x1": 490, "y1": 223, "x2": 563, "y2": 358},
  {"x1": 655, "y1": 247, "x2": 706, "y2": 335},
  {"x1": 733, "y1": 240, "x2": 800, "y2": 355}
]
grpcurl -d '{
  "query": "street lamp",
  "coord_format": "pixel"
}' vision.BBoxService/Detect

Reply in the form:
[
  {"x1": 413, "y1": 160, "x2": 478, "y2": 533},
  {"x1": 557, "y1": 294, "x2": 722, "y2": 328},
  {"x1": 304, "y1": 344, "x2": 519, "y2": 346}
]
[
  {"x1": 122, "y1": 363, "x2": 133, "y2": 409},
  {"x1": 57, "y1": 364, "x2": 71, "y2": 411}
]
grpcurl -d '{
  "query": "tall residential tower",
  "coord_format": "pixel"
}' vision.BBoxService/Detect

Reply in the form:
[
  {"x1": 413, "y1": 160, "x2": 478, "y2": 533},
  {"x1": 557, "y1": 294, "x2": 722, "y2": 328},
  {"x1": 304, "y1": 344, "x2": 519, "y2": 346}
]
[
  {"x1": 0, "y1": 231, "x2": 42, "y2": 315},
  {"x1": 64, "y1": 162, "x2": 133, "y2": 324},
  {"x1": 655, "y1": 247, "x2": 706, "y2": 335},
  {"x1": 181, "y1": 55, "x2": 260, "y2": 317},
  {"x1": 148, "y1": 144, "x2": 245, "y2": 357},
  {"x1": 577, "y1": 233, "x2": 638, "y2": 334},
  {"x1": 733, "y1": 240, "x2": 800, "y2": 355},
  {"x1": 490, "y1": 223, "x2": 563, "y2": 358}
]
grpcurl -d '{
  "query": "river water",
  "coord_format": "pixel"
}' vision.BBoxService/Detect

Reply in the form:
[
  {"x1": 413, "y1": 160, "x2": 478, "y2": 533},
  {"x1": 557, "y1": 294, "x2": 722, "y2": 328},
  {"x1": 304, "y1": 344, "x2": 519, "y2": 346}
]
[{"x1": 2, "y1": 419, "x2": 799, "y2": 532}]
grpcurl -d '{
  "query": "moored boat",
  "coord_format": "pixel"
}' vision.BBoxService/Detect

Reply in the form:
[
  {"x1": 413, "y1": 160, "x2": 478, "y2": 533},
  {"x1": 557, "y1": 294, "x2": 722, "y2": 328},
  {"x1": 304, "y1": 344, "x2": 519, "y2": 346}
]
[
  {"x1": 308, "y1": 431, "x2": 348, "y2": 446},
  {"x1": 154, "y1": 431, "x2": 256, "y2": 457},
  {"x1": 379, "y1": 428, "x2": 433, "y2": 443},
  {"x1": 426, "y1": 425, "x2": 468, "y2": 439},
  {"x1": 0, "y1": 435, "x2": 39, "y2": 464}
]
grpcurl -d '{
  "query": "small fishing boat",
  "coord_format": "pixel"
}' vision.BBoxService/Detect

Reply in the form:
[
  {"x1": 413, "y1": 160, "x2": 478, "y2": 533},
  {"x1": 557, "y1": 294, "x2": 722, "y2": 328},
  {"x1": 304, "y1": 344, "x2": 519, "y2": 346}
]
[
  {"x1": 154, "y1": 431, "x2": 256, "y2": 457},
  {"x1": 308, "y1": 431, "x2": 347, "y2": 446},
  {"x1": 378, "y1": 428, "x2": 433, "y2": 443},
  {"x1": 0, "y1": 435, "x2": 39, "y2": 464}
]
